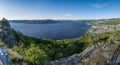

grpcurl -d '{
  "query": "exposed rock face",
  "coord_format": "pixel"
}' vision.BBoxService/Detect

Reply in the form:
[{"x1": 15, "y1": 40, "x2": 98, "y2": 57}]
[
  {"x1": 1, "y1": 29, "x2": 18, "y2": 48},
  {"x1": 0, "y1": 18, "x2": 18, "y2": 48},
  {"x1": 8, "y1": 49, "x2": 23, "y2": 59},
  {"x1": 45, "y1": 54, "x2": 81, "y2": 65},
  {"x1": 46, "y1": 41, "x2": 120, "y2": 65}
]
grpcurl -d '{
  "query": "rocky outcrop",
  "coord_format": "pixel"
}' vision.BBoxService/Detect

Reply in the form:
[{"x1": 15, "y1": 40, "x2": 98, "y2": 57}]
[
  {"x1": 45, "y1": 42, "x2": 104, "y2": 65},
  {"x1": 8, "y1": 49, "x2": 23, "y2": 60},
  {"x1": 45, "y1": 54, "x2": 82, "y2": 65},
  {"x1": 0, "y1": 18, "x2": 18, "y2": 48}
]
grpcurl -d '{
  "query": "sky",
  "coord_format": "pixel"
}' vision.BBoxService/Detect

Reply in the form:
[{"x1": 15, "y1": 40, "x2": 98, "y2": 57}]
[{"x1": 0, "y1": 0, "x2": 120, "y2": 20}]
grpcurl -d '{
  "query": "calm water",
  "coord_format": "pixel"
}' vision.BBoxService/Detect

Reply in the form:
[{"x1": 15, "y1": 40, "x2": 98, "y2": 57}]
[{"x1": 10, "y1": 22, "x2": 91, "y2": 40}]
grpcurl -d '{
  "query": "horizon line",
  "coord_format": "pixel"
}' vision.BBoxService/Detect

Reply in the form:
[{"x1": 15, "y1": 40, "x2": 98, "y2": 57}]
[{"x1": 1, "y1": 17, "x2": 120, "y2": 21}]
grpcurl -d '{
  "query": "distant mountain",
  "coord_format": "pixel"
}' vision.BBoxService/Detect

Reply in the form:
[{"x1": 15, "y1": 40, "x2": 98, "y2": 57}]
[
  {"x1": 90, "y1": 18, "x2": 120, "y2": 25},
  {"x1": 9, "y1": 19, "x2": 94, "y2": 24},
  {"x1": 9, "y1": 20, "x2": 64, "y2": 24}
]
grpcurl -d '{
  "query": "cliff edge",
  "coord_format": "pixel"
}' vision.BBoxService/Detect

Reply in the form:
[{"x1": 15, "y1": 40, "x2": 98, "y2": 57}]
[{"x1": 0, "y1": 18, "x2": 18, "y2": 48}]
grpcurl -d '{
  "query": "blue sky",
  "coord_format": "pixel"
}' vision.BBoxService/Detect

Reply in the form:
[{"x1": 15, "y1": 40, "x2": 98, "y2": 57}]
[{"x1": 0, "y1": 0, "x2": 120, "y2": 20}]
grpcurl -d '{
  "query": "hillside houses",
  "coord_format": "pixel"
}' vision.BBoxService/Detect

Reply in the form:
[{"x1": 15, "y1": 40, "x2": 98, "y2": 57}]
[{"x1": 88, "y1": 24, "x2": 120, "y2": 34}]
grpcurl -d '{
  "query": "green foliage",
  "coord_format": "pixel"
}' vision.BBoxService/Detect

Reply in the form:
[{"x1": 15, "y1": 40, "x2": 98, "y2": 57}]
[
  {"x1": 1, "y1": 18, "x2": 8, "y2": 22},
  {"x1": 11, "y1": 29, "x2": 115, "y2": 65},
  {"x1": 12, "y1": 29, "x2": 83, "y2": 65},
  {"x1": 13, "y1": 46, "x2": 19, "y2": 52},
  {"x1": 24, "y1": 44, "x2": 48, "y2": 65},
  {"x1": 1, "y1": 18, "x2": 10, "y2": 27},
  {"x1": 1, "y1": 18, "x2": 119, "y2": 65}
]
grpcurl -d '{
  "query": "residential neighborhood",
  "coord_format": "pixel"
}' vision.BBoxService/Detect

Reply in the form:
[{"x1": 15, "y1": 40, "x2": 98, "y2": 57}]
[{"x1": 88, "y1": 24, "x2": 120, "y2": 34}]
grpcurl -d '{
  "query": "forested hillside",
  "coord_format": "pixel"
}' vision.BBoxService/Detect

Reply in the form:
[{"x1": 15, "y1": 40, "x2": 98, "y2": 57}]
[
  {"x1": 0, "y1": 18, "x2": 118, "y2": 65},
  {"x1": 11, "y1": 28, "x2": 114, "y2": 65}
]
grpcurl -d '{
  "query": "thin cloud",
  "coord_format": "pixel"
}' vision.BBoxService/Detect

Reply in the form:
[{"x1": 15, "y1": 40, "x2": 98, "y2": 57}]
[
  {"x1": 65, "y1": 14, "x2": 72, "y2": 17},
  {"x1": 91, "y1": 3, "x2": 108, "y2": 8}
]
